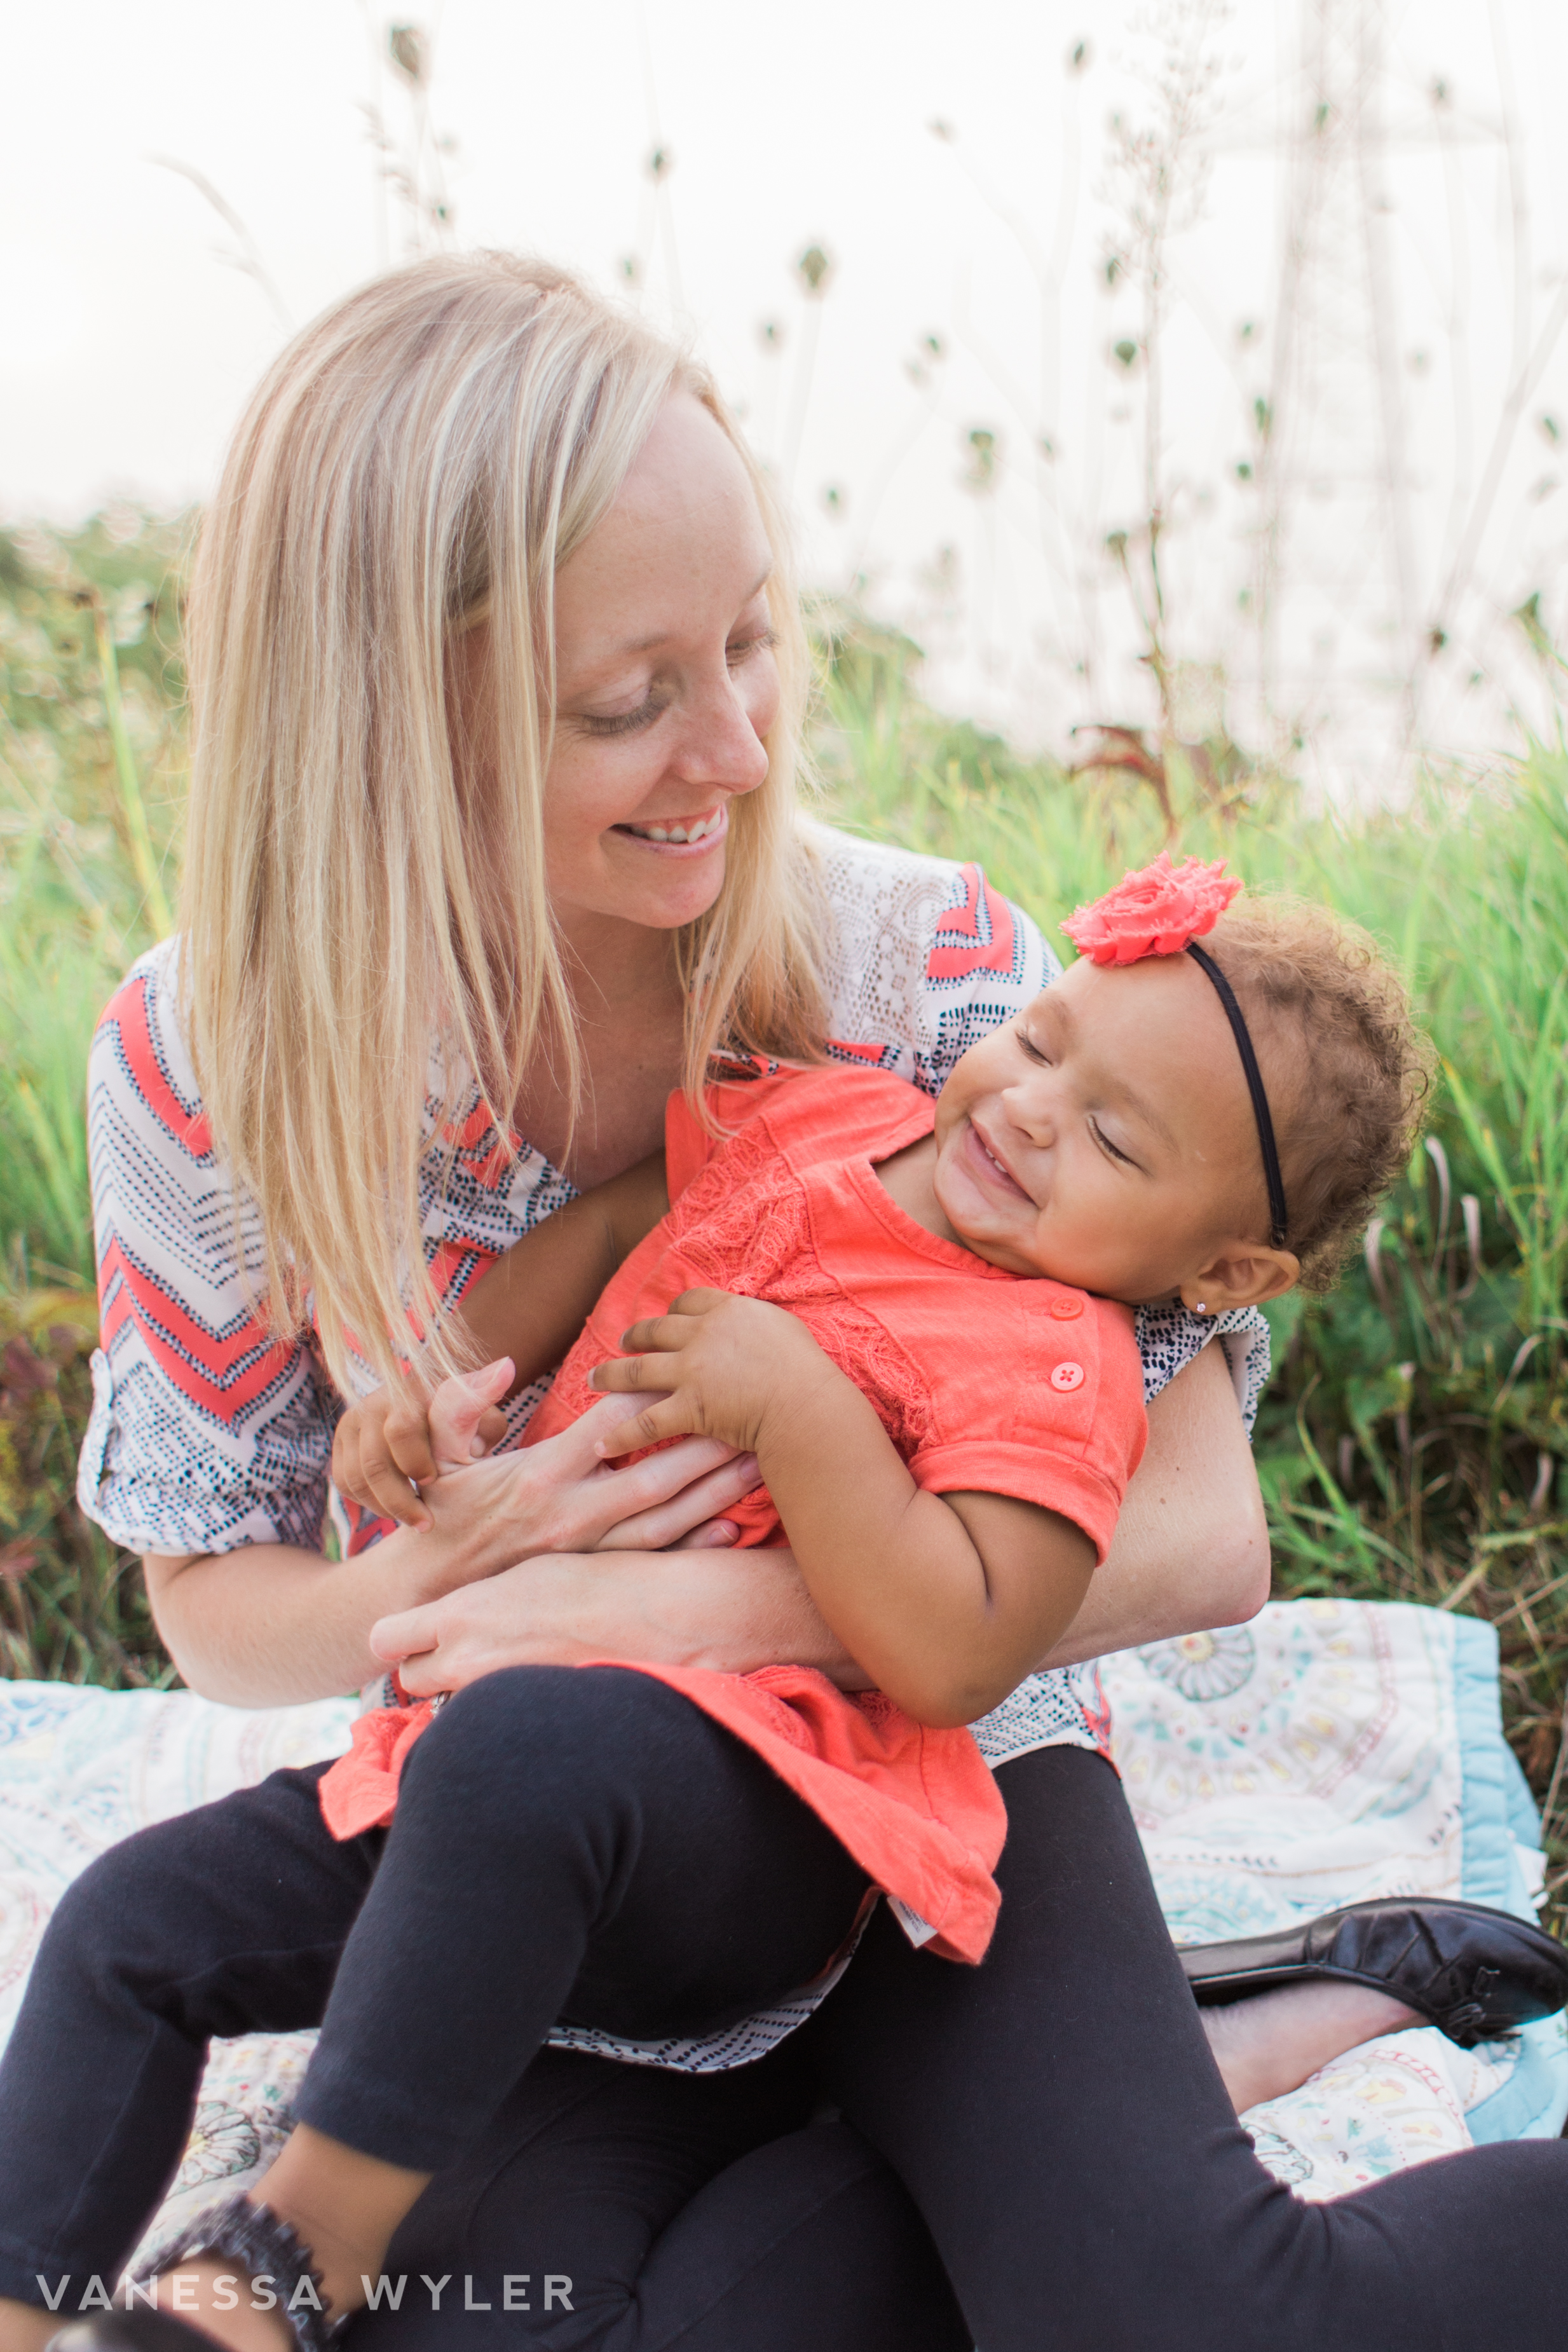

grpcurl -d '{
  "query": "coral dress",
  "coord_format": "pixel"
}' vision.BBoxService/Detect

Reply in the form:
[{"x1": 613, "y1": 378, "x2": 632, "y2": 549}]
[{"x1": 320, "y1": 1065, "x2": 1146, "y2": 1964}]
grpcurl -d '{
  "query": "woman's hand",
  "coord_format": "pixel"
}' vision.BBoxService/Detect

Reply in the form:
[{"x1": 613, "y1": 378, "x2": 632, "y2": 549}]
[
  {"x1": 371, "y1": 1555, "x2": 639, "y2": 1693},
  {"x1": 144, "y1": 1394, "x2": 758, "y2": 1706},
  {"x1": 373, "y1": 1339, "x2": 1269, "y2": 1702},
  {"x1": 408, "y1": 1393, "x2": 760, "y2": 1596},
  {"x1": 370, "y1": 1543, "x2": 869, "y2": 1698}
]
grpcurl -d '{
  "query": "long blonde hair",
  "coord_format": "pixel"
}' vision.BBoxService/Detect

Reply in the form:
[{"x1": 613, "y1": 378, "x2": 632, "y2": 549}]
[{"x1": 181, "y1": 252, "x2": 827, "y2": 1394}]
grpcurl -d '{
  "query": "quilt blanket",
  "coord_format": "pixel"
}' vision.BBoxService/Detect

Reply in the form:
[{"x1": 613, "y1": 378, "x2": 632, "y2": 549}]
[{"x1": 0, "y1": 1596, "x2": 1561, "y2": 2258}]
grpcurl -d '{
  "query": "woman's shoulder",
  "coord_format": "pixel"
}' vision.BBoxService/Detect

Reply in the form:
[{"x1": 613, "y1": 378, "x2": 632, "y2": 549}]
[
  {"x1": 800, "y1": 820, "x2": 1058, "y2": 1097},
  {"x1": 90, "y1": 936, "x2": 215, "y2": 1156}
]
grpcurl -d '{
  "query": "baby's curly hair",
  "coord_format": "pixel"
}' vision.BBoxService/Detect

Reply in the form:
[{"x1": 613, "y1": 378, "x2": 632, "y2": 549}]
[{"x1": 1198, "y1": 897, "x2": 1435, "y2": 1292}]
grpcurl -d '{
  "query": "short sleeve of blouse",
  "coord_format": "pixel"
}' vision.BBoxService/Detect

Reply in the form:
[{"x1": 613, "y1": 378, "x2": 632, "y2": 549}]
[
  {"x1": 76, "y1": 942, "x2": 336, "y2": 1556},
  {"x1": 809, "y1": 824, "x2": 1271, "y2": 1428}
]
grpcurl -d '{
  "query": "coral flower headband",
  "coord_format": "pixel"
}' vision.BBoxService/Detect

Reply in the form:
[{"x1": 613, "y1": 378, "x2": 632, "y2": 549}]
[{"x1": 1061, "y1": 854, "x2": 1289, "y2": 1250}]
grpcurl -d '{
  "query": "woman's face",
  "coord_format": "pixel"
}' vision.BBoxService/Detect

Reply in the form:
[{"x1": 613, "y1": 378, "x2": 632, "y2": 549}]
[{"x1": 542, "y1": 392, "x2": 781, "y2": 942}]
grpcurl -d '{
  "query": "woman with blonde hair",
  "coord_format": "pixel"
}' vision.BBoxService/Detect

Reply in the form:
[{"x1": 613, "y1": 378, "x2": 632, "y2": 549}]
[{"x1": 11, "y1": 253, "x2": 1557, "y2": 2352}]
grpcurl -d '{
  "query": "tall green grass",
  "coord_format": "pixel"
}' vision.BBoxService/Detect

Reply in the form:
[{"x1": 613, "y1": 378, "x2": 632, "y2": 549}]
[
  {"x1": 2, "y1": 521, "x2": 1565, "y2": 1918},
  {"x1": 0, "y1": 510, "x2": 187, "y2": 1684}
]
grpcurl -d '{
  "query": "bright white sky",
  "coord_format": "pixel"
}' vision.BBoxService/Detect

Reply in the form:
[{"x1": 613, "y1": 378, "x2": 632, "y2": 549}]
[{"x1": 6, "y1": 0, "x2": 1568, "y2": 788}]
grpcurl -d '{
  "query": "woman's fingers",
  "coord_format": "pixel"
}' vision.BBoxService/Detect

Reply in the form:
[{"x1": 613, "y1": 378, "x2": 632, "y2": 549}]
[
  {"x1": 550, "y1": 1388, "x2": 662, "y2": 1450},
  {"x1": 596, "y1": 1451, "x2": 760, "y2": 1552},
  {"x1": 425, "y1": 1358, "x2": 514, "y2": 1468},
  {"x1": 418, "y1": 1395, "x2": 744, "y2": 1560},
  {"x1": 371, "y1": 1572, "x2": 587, "y2": 1696},
  {"x1": 368, "y1": 1601, "x2": 439, "y2": 1663},
  {"x1": 667, "y1": 1517, "x2": 741, "y2": 1551}
]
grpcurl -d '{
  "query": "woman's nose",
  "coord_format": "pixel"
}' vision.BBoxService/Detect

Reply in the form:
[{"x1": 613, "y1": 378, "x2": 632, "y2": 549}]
[{"x1": 667, "y1": 669, "x2": 772, "y2": 797}]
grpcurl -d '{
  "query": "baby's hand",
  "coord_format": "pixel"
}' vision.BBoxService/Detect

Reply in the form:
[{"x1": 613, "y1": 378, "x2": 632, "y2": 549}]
[
  {"x1": 587, "y1": 1289, "x2": 835, "y2": 1463},
  {"x1": 332, "y1": 1358, "x2": 514, "y2": 1531}
]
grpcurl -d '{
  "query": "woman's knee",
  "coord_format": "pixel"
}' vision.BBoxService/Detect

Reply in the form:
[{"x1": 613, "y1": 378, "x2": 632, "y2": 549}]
[
  {"x1": 28, "y1": 1803, "x2": 239, "y2": 1995},
  {"x1": 34, "y1": 1840, "x2": 148, "y2": 1980}
]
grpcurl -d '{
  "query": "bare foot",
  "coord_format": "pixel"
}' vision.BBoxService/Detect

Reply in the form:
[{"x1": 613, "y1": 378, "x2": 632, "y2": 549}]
[
  {"x1": 132, "y1": 2133, "x2": 432, "y2": 2348},
  {"x1": 250, "y1": 2125, "x2": 431, "y2": 2323},
  {"x1": 1203, "y1": 1979, "x2": 1421, "y2": 2114}
]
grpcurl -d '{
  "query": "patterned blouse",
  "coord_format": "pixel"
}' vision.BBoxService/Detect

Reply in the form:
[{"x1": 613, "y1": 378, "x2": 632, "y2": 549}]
[{"x1": 78, "y1": 822, "x2": 1269, "y2": 2070}]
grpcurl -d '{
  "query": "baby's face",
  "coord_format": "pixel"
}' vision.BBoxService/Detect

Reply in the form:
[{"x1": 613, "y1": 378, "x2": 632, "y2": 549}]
[{"x1": 931, "y1": 951, "x2": 1271, "y2": 1304}]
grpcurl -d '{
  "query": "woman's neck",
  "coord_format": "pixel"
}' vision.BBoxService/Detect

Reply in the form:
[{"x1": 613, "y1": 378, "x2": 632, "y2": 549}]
[{"x1": 513, "y1": 913, "x2": 688, "y2": 1189}]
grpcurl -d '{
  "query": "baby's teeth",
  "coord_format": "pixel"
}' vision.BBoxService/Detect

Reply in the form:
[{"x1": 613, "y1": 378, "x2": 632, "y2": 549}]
[
  {"x1": 644, "y1": 824, "x2": 669, "y2": 842},
  {"x1": 667, "y1": 825, "x2": 689, "y2": 843}
]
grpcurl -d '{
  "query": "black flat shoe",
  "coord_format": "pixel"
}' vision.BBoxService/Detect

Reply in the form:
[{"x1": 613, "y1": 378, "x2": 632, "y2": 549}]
[{"x1": 1178, "y1": 1896, "x2": 1568, "y2": 2049}]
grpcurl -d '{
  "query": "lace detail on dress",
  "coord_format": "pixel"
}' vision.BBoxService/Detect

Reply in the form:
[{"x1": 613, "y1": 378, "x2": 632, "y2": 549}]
[
  {"x1": 661, "y1": 1133, "x2": 936, "y2": 1465},
  {"x1": 675, "y1": 1125, "x2": 811, "y2": 1294}
]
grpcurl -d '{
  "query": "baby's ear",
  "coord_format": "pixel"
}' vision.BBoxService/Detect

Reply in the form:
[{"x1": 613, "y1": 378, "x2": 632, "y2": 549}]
[{"x1": 1182, "y1": 1243, "x2": 1299, "y2": 1315}]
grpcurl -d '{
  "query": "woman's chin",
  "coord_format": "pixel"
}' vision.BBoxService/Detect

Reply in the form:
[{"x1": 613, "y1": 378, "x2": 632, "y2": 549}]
[
  {"x1": 574, "y1": 845, "x2": 729, "y2": 934},
  {"x1": 648, "y1": 853, "x2": 729, "y2": 929}
]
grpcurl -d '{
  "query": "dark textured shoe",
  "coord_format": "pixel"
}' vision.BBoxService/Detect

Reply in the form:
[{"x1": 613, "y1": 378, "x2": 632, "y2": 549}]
[
  {"x1": 1179, "y1": 1896, "x2": 1568, "y2": 2048},
  {"x1": 50, "y1": 2320, "x2": 222, "y2": 2352}
]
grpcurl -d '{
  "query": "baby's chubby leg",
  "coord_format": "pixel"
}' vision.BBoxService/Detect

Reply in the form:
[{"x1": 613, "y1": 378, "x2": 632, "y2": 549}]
[
  {"x1": 237, "y1": 1670, "x2": 864, "y2": 2332},
  {"x1": 276, "y1": 1666, "x2": 868, "y2": 2184}
]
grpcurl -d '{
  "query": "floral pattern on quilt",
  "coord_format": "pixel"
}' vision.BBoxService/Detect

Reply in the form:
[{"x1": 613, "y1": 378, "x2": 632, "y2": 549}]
[{"x1": 0, "y1": 1597, "x2": 1562, "y2": 2272}]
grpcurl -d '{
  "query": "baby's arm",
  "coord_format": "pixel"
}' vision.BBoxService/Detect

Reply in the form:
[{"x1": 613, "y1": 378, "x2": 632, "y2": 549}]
[
  {"x1": 589, "y1": 1290, "x2": 1098, "y2": 1726},
  {"x1": 333, "y1": 1150, "x2": 670, "y2": 1528}
]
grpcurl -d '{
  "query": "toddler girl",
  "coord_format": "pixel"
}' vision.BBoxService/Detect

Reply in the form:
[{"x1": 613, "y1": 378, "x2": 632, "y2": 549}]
[{"x1": 324, "y1": 854, "x2": 1346, "y2": 1966}]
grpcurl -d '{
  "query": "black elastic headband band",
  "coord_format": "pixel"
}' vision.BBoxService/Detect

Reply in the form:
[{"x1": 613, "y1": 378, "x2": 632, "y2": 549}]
[{"x1": 1185, "y1": 941, "x2": 1289, "y2": 1250}]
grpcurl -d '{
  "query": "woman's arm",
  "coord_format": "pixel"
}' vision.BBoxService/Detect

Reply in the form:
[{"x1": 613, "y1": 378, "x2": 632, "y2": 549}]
[
  {"x1": 143, "y1": 1397, "x2": 760, "y2": 1706},
  {"x1": 374, "y1": 1340, "x2": 1269, "y2": 1697},
  {"x1": 1033, "y1": 1334, "x2": 1270, "y2": 1665}
]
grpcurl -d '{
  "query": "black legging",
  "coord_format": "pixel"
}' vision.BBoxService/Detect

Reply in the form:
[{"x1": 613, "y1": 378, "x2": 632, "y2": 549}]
[
  {"x1": 371, "y1": 1732, "x2": 1568, "y2": 2352},
  {"x1": 362, "y1": 1737, "x2": 1568, "y2": 2351},
  {"x1": 0, "y1": 1665, "x2": 963, "y2": 2351},
  {"x1": 801, "y1": 1742, "x2": 1568, "y2": 2349},
  {"x1": 4, "y1": 1672, "x2": 1566, "y2": 2348}
]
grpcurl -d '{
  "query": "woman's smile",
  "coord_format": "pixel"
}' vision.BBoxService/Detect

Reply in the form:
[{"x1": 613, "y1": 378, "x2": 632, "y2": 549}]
[{"x1": 611, "y1": 804, "x2": 729, "y2": 855}]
